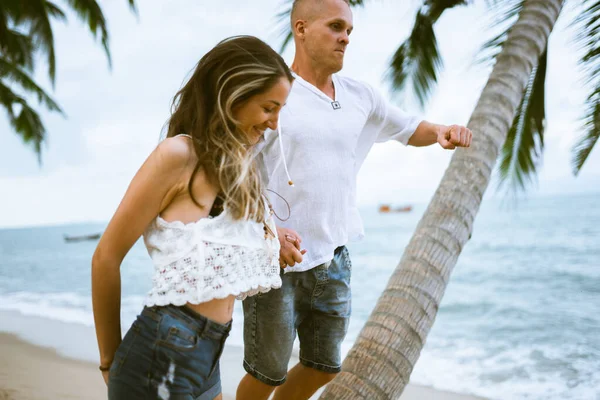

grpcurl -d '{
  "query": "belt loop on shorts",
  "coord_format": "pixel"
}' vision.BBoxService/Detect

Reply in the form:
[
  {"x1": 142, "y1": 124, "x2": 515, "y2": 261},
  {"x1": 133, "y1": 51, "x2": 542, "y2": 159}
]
[
  {"x1": 199, "y1": 317, "x2": 211, "y2": 338},
  {"x1": 141, "y1": 305, "x2": 162, "y2": 322},
  {"x1": 174, "y1": 305, "x2": 210, "y2": 336}
]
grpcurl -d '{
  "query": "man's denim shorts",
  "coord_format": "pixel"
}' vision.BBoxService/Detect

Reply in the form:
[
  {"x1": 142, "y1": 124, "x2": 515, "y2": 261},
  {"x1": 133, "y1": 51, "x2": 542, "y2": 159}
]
[
  {"x1": 242, "y1": 245, "x2": 352, "y2": 386},
  {"x1": 108, "y1": 305, "x2": 231, "y2": 400}
]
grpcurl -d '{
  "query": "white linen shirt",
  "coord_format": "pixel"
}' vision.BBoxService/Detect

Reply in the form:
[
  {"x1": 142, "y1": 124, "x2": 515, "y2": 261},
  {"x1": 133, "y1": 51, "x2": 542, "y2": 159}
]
[{"x1": 256, "y1": 73, "x2": 422, "y2": 272}]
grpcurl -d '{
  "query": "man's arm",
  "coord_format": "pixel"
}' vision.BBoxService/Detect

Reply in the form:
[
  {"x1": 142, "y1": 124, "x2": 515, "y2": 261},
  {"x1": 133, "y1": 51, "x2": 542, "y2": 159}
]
[
  {"x1": 408, "y1": 121, "x2": 472, "y2": 149},
  {"x1": 366, "y1": 84, "x2": 471, "y2": 149}
]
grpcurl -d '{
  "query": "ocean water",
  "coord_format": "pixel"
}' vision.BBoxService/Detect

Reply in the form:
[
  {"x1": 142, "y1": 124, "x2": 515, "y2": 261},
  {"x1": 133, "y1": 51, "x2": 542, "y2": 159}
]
[{"x1": 0, "y1": 193, "x2": 598, "y2": 400}]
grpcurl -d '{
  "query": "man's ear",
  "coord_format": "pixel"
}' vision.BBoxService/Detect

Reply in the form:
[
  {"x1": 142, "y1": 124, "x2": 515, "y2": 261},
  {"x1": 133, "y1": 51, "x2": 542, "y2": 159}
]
[{"x1": 294, "y1": 20, "x2": 306, "y2": 40}]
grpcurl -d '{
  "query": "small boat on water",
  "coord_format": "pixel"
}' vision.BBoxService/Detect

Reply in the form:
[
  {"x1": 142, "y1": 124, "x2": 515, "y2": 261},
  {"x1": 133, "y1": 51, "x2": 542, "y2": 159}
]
[
  {"x1": 64, "y1": 233, "x2": 101, "y2": 242},
  {"x1": 378, "y1": 204, "x2": 413, "y2": 213}
]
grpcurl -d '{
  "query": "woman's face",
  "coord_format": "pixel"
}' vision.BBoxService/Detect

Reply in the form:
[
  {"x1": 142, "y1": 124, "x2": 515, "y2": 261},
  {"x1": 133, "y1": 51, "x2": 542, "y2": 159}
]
[{"x1": 234, "y1": 77, "x2": 293, "y2": 145}]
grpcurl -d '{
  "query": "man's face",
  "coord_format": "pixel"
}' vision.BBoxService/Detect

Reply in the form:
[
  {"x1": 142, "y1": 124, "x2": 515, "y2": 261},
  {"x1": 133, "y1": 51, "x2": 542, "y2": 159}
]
[{"x1": 302, "y1": 0, "x2": 353, "y2": 73}]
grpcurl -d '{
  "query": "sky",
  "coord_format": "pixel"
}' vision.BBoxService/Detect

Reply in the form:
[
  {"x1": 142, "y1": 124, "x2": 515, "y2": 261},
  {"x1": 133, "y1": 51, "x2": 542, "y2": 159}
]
[{"x1": 1, "y1": 0, "x2": 598, "y2": 228}]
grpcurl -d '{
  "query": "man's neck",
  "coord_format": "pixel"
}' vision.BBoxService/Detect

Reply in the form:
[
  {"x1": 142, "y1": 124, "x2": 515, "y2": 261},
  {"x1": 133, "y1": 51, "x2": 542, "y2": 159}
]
[{"x1": 290, "y1": 60, "x2": 335, "y2": 98}]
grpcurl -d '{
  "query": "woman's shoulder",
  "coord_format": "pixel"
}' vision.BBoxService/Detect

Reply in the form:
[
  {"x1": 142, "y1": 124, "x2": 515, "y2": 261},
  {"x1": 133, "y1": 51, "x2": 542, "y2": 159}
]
[{"x1": 154, "y1": 135, "x2": 197, "y2": 170}]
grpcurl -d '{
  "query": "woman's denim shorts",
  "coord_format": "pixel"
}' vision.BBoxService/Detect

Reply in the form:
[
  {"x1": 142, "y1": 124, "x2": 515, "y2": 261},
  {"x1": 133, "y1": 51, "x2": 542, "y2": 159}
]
[{"x1": 108, "y1": 305, "x2": 231, "y2": 400}]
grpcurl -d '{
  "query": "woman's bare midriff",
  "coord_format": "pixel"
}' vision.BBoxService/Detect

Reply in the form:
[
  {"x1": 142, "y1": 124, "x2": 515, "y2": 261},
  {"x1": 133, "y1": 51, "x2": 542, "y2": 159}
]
[{"x1": 184, "y1": 296, "x2": 236, "y2": 325}]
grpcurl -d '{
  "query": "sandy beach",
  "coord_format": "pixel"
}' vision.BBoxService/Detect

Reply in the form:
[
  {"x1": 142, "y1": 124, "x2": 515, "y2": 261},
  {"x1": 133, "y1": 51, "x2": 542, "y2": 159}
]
[{"x1": 0, "y1": 330, "x2": 486, "y2": 400}]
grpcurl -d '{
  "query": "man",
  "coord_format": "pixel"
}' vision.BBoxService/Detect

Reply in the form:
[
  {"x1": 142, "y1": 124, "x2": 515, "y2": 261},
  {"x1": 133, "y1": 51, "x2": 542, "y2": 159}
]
[{"x1": 237, "y1": 0, "x2": 472, "y2": 399}]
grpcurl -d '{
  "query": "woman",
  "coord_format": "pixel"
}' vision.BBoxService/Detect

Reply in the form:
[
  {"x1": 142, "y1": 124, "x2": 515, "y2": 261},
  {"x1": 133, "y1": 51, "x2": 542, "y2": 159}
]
[{"x1": 92, "y1": 35, "x2": 293, "y2": 400}]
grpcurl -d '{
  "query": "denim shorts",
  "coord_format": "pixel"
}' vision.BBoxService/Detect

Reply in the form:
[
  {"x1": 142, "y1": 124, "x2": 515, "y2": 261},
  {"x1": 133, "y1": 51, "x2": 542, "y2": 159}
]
[
  {"x1": 242, "y1": 246, "x2": 352, "y2": 386},
  {"x1": 108, "y1": 305, "x2": 231, "y2": 400}
]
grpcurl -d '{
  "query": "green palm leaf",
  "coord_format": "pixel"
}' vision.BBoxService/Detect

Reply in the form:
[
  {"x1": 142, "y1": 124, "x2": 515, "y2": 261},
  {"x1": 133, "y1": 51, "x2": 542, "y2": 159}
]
[
  {"x1": 386, "y1": 11, "x2": 440, "y2": 108},
  {"x1": 571, "y1": 0, "x2": 600, "y2": 174},
  {"x1": 478, "y1": 0, "x2": 556, "y2": 195},
  {"x1": 0, "y1": 29, "x2": 34, "y2": 71},
  {"x1": 15, "y1": 102, "x2": 47, "y2": 160},
  {"x1": 0, "y1": 57, "x2": 63, "y2": 113},
  {"x1": 0, "y1": 0, "x2": 137, "y2": 162},
  {"x1": 9, "y1": 1, "x2": 67, "y2": 85},
  {"x1": 386, "y1": 0, "x2": 468, "y2": 109},
  {"x1": 125, "y1": 0, "x2": 137, "y2": 12},
  {"x1": 63, "y1": 0, "x2": 111, "y2": 67},
  {"x1": 497, "y1": 48, "x2": 547, "y2": 193},
  {"x1": 0, "y1": 81, "x2": 22, "y2": 120},
  {"x1": 0, "y1": 55, "x2": 62, "y2": 161},
  {"x1": 0, "y1": 81, "x2": 48, "y2": 162},
  {"x1": 475, "y1": 0, "x2": 524, "y2": 66},
  {"x1": 275, "y1": 4, "x2": 294, "y2": 53},
  {"x1": 0, "y1": 6, "x2": 10, "y2": 55},
  {"x1": 427, "y1": 0, "x2": 469, "y2": 18},
  {"x1": 572, "y1": 101, "x2": 600, "y2": 173},
  {"x1": 0, "y1": 0, "x2": 29, "y2": 21}
]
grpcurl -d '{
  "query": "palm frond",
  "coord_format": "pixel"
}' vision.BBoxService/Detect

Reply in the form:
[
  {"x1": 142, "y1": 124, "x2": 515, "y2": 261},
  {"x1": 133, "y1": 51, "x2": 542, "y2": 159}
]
[
  {"x1": 15, "y1": 102, "x2": 46, "y2": 161},
  {"x1": 426, "y1": 0, "x2": 470, "y2": 19},
  {"x1": 0, "y1": 6, "x2": 9, "y2": 53},
  {"x1": 44, "y1": 1, "x2": 67, "y2": 20},
  {"x1": 0, "y1": 0, "x2": 137, "y2": 163},
  {"x1": 6, "y1": 1, "x2": 67, "y2": 26},
  {"x1": 496, "y1": 48, "x2": 547, "y2": 194},
  {"x1": 26, "y1": 0, "x2": 61, "y2": 85},
  {"x1": 126, "y1": 0, "x2": 138, "y2": 13},
  {"x1": 0, "y1": 0, "x2": 27, "y2": 21},
  {"x1": 475, "y1": 0, "x2": 524, "y2": 66},
  {"x1": 386, "y1": 1, "x2": 468, "y2": 108},
  {"x1": 571, "y1": 0, "x2": 600, "y2": 174},
  {"x1": 0, "y1": 57, "x2": 63, "y2": 113},
  {"x1": 0, "y1": 80, "x2": 22, "y2": 120},
  {"x1": 482, "y1": 0, "x2": 504, "y2": 6},
  {"x1": 275, "y1": 4, "x2": 294, "y2": 53},
  {"x1": 275, "y1": 0, "x2": 367, "y2": 53},
  {"x1": 7, "y1": 1, "x2": 67, "y2": 85},
  {"x1": 572, "y1": 100, "x2": 600, "y2": 173},
  {"x1": 0, "y1": 29, "x2": 34, "y2": 71},
  {"x1": 63, "y1": 0, "x2": 111, "y2": 68},
  {"x1": 386, "y1": 11, "x2": 441, "y2": 108},
  {"x1": 0, "y1": 81, "x2": 46, "y2": 162}
]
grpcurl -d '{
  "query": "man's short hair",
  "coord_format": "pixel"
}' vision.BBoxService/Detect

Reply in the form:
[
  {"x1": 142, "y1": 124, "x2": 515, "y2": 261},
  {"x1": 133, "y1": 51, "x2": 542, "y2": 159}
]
[{"x1": 290, "y1": 0, "x2": 350, "y2": 27}]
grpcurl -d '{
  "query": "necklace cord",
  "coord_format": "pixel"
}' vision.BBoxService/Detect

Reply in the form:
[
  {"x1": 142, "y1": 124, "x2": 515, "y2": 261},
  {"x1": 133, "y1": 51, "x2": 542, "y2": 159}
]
[{"x1": 265, "y1": 189, "x2": 291, "y2": 222}]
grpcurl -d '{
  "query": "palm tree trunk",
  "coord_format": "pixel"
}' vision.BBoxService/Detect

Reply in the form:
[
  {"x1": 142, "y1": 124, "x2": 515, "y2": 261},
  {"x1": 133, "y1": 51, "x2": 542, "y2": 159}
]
[{"x1": 320, "y1": 1, "x2": 565, "y2": 399}]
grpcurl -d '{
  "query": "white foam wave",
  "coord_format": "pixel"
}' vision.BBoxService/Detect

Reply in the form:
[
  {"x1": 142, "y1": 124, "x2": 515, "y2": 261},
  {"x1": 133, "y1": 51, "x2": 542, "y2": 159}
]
[
  {"x1": 0, "y1": 292, "x2": 94, "y2": 326},
  {"x1": 0, "y1": 292, "x2": 149, "y2": 329},
  {"x1": 410, "y1": 339, "x2": 600, "y2": 400}
]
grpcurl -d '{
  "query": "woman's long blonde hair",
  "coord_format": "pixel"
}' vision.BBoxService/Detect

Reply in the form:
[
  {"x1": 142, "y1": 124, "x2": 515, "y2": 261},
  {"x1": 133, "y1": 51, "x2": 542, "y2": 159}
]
[{"x1": 166, "y1": 36, "x2": 293, "y2": 222}]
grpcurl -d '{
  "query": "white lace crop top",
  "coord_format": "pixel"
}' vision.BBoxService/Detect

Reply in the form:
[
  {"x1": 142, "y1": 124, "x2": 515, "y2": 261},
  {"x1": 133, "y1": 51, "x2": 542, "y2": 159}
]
[{"x1": 142, "y1": 204, "x2": 281, "y2": 306}]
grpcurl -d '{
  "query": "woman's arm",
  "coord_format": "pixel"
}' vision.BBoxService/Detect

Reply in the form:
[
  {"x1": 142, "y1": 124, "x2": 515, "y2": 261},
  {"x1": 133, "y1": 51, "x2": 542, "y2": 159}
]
[{"x1": 91, "y1": 137, "x2": 193, "y2": 375}]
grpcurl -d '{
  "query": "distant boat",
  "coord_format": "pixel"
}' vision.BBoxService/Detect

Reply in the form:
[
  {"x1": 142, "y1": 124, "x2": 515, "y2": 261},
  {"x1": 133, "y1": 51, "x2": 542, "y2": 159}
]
[
  {"x1": 378, "y1": 204, "x2": 413, "y2": 213},
  {"x1": 63, "y1": 233, "x2": 101, "y2": 242}
]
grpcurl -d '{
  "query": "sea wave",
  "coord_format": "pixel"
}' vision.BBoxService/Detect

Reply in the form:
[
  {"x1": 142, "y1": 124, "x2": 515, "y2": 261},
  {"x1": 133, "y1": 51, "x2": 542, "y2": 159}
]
[{"x1": 0, "y1": 291, "x2": 146, "y2": 329}]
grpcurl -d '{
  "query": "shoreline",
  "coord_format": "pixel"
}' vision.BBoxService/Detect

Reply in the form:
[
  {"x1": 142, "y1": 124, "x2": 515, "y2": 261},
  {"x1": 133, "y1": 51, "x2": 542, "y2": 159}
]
[
  {"x1": 0, "y1": 308, "x2": 487, "y2": 400},
  {"x1": 0, "y1": 332, "x2": 487, "y2": 400}
]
